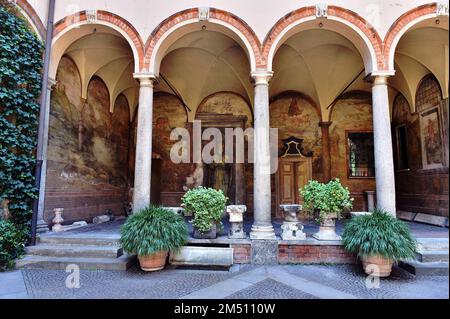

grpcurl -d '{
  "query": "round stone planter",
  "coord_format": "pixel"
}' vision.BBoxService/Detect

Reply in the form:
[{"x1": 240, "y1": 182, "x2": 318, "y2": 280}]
[
  {"x1": 193, "y1": 223, "x2": 217, "y2": 239},
  {"x1": 361, "y1": 255, "x2": 394, "y2": 277},
  {"x1": 138, "y1": 251, "x2": 168, "y2": 272},
  {"x1": 312, "y1": 213, "x2": 341, "y2": 241}
]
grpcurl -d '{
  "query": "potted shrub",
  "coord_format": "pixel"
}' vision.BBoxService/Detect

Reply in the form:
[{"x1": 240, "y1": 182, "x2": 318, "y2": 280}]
[
  {"x1": 182, "y1": 187, "x2": 228, "y2": 239},
  {"x1": 300, "y1": 178, "x2": 353, "y2": 240},
  {"x1": 342, "y1": 208, "x2": 417, "y2": 277},
  {"x1": 120, "y1": 205, "x2": 188, "y2": 272}
]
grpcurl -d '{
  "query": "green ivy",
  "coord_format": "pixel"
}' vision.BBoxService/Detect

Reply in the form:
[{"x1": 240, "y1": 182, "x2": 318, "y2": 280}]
[{"x1": 0, "y1": 4, "x2": 43, "y2": 239}]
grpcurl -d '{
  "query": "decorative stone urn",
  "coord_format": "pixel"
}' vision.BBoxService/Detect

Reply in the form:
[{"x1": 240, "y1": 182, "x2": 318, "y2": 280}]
[
  {"x1": 52, "y1": 208, "x2": 64, "y2": 232},
  {"x1": 312, "y1": 212, "x2": 341, "y2": 241},
  {"x1": 226, "y1": 205, "x2": 247, "y2": 239},
  {"x1": 279, "y1": 205, "x2": 306, "y2": 240}
]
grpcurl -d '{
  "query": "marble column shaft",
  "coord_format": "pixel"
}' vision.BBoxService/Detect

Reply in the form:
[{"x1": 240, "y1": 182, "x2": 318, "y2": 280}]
[
  {"x1": 372, "y1": 75, "x2": 396, "y2": 216},
  {"x1": 133, "y1": 74, "x2": 155, "y2": 213},
  {"x1": 250, "y1": 72, "x2": 276, "y2": 240}
]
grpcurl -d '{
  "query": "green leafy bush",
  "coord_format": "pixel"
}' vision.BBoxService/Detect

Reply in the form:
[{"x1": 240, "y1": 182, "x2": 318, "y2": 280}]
[
  {"x1": 120, "y1": 206, "x2": 188, "y2": 256},
  {"x1": 300, "y1": 178, "x2": 353, "y2": 222},
  {"x1": 342, "y1": 208, "x2": 417, "y2": 261},
  {"x1": 0, "y1": 4, "x2": 43, "y2": 230},
  {"x1": 182, "y1": 187, "x2": 228, "y2": 233},
  {"x1": 0, "y1": 219, "x2": 27, "y2": 271}
]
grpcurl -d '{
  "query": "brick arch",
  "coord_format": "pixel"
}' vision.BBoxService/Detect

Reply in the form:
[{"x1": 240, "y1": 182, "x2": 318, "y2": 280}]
[
  {"x1": 15, "y1": 0, "x2": 46, "y2": 40},
  {"x1": 53, "y1": 10, "x2": 145, "y2": 72},
  {"x1": 384, "y1": 3, "x2": 443, "y2": 71},
  {"x1": 262, "y1": 5, "x2": 383, "y2": 73},
  {"x1": 143, "y1": 8, "x2": 263, "y2": 74}
]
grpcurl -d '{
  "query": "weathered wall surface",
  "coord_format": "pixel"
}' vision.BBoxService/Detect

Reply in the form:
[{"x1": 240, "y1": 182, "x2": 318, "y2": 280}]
[
  {"x1": 392, "y1": 81, "x2": 449, "y2": 217},
  {"x1": 329, "y1": 91, "x2": 375, "y2": 211},
  {"x1": 45, "y1": 57, "x2": 130, "y2": 224}
]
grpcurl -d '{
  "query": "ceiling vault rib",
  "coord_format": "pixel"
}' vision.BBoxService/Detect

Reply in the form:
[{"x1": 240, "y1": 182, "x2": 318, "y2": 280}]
[
  {"x1": 326, "y1": 68, "x2": 365, "y2": 110},
  {"x1": 160, "y1": 73, "x2": 192, "y2": 112}
]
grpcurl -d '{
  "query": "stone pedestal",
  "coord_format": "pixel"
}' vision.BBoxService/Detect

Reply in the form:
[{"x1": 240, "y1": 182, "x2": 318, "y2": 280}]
[
  {"x1": 227, "y1": 205, "x2": 247, "y2": 239},
  {"x1": 51, "y1": 208, "x2": 64, "y2": 232},
  {"x1": 280, "y1": 204, "x2": 306, "y2": 240},
  {"x1": 251, "y1": 240, "x2": 278, "y2": 265},
  {"x1": 313, "y1": 215, "x2": 341, "y2": 241}
]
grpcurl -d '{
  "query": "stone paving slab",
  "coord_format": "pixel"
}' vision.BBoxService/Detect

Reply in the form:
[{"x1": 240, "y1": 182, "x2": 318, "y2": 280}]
[{"x1": 1, "y1": 264, "x2": 446, "y2": 299}]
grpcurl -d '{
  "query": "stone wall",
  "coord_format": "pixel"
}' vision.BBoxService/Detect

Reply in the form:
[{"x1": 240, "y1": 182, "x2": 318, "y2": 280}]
[{"x1": 45, "y1": 57, "x2": 130, "y2": 224}]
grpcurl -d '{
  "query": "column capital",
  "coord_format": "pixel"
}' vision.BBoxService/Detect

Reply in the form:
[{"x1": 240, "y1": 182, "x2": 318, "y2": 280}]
[
  {"x1": 133, "y1": 72, "x2": 157, "y2": 87},
  {"x1": 319, "y1": 121, "x2": 332, "y2": 128},
  {"x1": 251, "y1": 71, "x2": 273, "y2": 86},
  {"x1": 365, "y1": 70, "x2": 395, "y2": 85}
]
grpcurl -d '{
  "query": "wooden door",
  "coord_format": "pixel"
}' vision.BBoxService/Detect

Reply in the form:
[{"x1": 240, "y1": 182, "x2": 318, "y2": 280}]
[{"x1": 275, "y1": 157, "x2": 312, "y2": 217}]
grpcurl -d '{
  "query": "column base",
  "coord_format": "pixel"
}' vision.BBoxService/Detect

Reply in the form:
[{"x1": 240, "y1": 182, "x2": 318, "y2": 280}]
[
  {"x1": 250, "y1": 224, "x2": 276, "y2": 240},
  {"x1": 36, "y1": 219, "x2": 50, "y2": 233}
]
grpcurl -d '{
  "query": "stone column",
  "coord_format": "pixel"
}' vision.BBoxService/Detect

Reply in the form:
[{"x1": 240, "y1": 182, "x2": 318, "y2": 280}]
[
  {"x1": 132, "y1": 74, "x2": 155, "y2": 212},
  {"x1": 372, "y1": 75, "x2": 396, "y2": 216},
  {"x1": 36, "y1": 78, "x2": 56, "y2": 233},
  {"x1": 250, "y1": 71, "x2": 276, "y2": 240},
  {"x1": 319, "y1": 121, "x2": 332, "y2": 182}
]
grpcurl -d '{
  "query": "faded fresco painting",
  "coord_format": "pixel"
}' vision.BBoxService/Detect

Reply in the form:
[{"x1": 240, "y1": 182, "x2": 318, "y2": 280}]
[
  {"x1": 152, "y1": 92, "x2": 192, "y2": 192},
  {"x1": 392, "y1": 94, "x2": 421, "y2": 170},
  {"x1": 420, "y1": 107, "x2": 443, "y2": 168},
  {"x1": 196, "y1": 92, "x2": 253, "y2": 127},
  {"x1": 46, "y1": 57, "x2": 130, "y2": 222},
  {"x1": 269, "y1": 92, "x2": 322, "y2": 180},
  {"x1": 329, "y1": 91, "x2": 375, "y2": 206}
]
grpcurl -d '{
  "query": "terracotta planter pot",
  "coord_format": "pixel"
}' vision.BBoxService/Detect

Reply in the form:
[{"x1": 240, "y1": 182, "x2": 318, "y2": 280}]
[
  {"x1": 361, "y1": 255, "x2": 394, "y2": 277},
  {"x1": 193, "y1": 223, "x2": 217, "y2": 239},
  {"x1": 138, "y1": 251, "x2": 168, "y2": 272}
]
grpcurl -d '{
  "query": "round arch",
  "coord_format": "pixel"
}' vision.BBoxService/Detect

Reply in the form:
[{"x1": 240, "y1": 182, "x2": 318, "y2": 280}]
[
  {"x1": 263, "y1": 6, "x2": 383, "y2": 75},
  {"x1": 269, "y1": 90, "x2": 323, "y2": 122},
  {"x1": 14, "y1": 0, "x2": 46, "y2": 40},
  {"x1": 143, "y1": 8, "x2": 262, "y2": 75},
  {"x1": 50, "y1": 10, "x2": 144, "y2": 79},
  {"x1": 384, "y1": 3, "x2": 449, "y2": 72}
]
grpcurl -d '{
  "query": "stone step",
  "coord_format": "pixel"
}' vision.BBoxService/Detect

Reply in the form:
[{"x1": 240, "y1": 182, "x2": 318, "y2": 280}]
[
  {"x1": 26, "y1": 244, "x2": 123, "y2": 258},
  {"x1": 417, "y1": 238, "x2": 449, "y2": 251},
  {"x1": 15, "y1": 254, "x2": 136, "y2": 271},
  {"x1": 399, "y1": 260, "x2": 449, "y2": 276},
  {"x1": 416, "y1": 250, "x2": 449, "y2": 263},
  {"x1": 38, "y1": 235, "x2": 120, "y2": 246}
]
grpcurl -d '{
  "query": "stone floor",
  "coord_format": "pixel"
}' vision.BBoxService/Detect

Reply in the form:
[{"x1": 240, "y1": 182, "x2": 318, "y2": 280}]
[
  {"x1": 41, "y1": 216, "x2": 449, "y2": 240},
  {"x1": 1, "y1": 264, "x2": 448, "y2": 299}
]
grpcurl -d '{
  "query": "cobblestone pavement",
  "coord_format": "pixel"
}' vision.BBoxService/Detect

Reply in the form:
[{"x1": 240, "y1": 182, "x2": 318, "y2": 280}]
[{"x1": 1, "y1": 264, "x2": 446, "y2": 299}]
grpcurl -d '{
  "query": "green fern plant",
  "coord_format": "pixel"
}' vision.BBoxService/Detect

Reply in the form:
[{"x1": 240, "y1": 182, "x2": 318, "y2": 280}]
[
  {"x1": 120, "y1": 206, "x2": 188, "y2": 256},
  {"x1": 342, "y1": 208, "x2": 417, "y2": 261}
]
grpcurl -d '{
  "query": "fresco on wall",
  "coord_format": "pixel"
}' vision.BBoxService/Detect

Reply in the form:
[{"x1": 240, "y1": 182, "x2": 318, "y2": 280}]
[
  {"x1": 46, "y1": 57, "x2": 130, "y2": 222},
  {"x1": 329, "y1": 91, "x2": 375, "y2": 208},
  {"x1": 392, "y1": 94, "x2": 421, "y2": 170},
  {"x1": 152, "y1": 92, "x2": 191, "y2": 192},
  {"x1": 196, "y1": 92, "x2": 253, "y2": 127},
  {"x1": 421, "y1": 108, "x2": 443, "y2": 167},
  {"x1": 269, "y1": 93, "x2": 322, "y2": 179}
]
